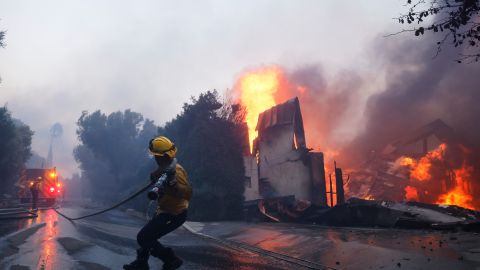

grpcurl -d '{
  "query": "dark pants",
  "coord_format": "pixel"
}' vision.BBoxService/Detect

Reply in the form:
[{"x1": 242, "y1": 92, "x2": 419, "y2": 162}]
[
  {"x1": 136, "y1": 210, "x2": 187, "y2": 262},
  {"x1": 31, "y1": 190, "x2": 38, "y2": 209}
]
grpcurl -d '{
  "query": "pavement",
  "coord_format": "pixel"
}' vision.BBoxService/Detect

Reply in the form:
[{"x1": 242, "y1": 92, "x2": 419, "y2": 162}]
[
  {"x1": 0, "y1": 206, "x2": 307, "y2": 270},
  {"x1": 1, "y1": 205, "x2": 480, "y2": 270},
  {"x1": 186, "y1": 221, "x2": 480, "y2": 270}
]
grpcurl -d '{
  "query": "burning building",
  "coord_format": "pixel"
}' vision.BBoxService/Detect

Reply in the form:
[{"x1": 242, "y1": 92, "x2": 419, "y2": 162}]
[
  {"x1": 347, "y1": 119, "x2": 479, "y2": 210},
  {"x1": 243, "y1": 97, "x2": 331, "y2": 212},
  {"x1": 234, "y1": 67, "x2": 339, "y2": 213},
  {"x1": 234, "y1": 65, "x2": 479, "y2": 226},
  {"x1": 238, "y1": 98, "x2": 480, "y2": 228}
]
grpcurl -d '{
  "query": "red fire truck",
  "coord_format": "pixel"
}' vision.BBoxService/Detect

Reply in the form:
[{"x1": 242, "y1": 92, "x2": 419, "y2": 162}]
[{"x1": 18, "y1": 167, "x2": 63, "y2": 206}]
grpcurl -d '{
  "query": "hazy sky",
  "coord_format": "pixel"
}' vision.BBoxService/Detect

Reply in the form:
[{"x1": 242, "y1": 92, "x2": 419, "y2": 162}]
[{"x1": 0, "y1": 1, "x2": 406, "y2": 176}]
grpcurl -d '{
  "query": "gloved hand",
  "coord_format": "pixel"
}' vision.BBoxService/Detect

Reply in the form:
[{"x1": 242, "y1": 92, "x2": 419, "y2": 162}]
[
  {"x1": 147, "y1": 189, "x2": 158, "y2": 200},
  {"x1": 147, "y1": 186, "x2": 165, "y2": 200}
]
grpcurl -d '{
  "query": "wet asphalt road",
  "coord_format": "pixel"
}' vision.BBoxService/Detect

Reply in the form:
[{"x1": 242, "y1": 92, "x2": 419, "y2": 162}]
[
  {"x1": 0, "y1": 206, "x2": 305, "y2": 270},
  {"x1": 187, "y1": 221, "x2": 480, "y2": 270},
  {"x1": 2, "y1": 205, "x2": 480, "y2": 270}
]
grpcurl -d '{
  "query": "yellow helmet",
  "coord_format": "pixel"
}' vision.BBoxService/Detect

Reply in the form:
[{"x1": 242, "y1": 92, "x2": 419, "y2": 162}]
[{"x1": 149, "y1": 136, "x2": 177, "y2": 158}]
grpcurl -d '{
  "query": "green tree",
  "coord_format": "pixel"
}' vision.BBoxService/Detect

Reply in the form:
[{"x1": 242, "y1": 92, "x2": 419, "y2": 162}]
[
  {"x1": 397, "y1": 0, "x2": 480, "y2": 62},
  {"x1": 0, "y1": 27, "x2": 32, "y2": 195},
  {"x1": 161, "y1": 91, "x2": 247, "y2": 221},
  {"x1": 74, "y1": 109, "x2": 157, "y2": 202},
  {"x1": 0, "y1": 107, "x2": 33, "y2": 195}
]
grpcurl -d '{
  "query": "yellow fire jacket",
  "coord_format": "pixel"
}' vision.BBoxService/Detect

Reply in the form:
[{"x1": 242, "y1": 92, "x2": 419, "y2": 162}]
[{"x1": 157, "y1": 163, "x2": 192, "y2": 215}]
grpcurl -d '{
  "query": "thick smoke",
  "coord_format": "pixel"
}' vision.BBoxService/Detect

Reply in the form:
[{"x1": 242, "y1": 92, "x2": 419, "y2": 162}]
[
  {"x1": 270, "y1": 32, "x2": 480, "y2": 207},
  {"x1": 275, "y1": 65, "x2": 364, "y2": 156},
  {"x1": 343, "y1": 33, "x2": 480, "y2": 208},
  {"x1": 237, "y1": 31, "x2": 480, "y2": 175},
  {"x1": 348, "y1": 34, "x2": 480, "y2": 163}
]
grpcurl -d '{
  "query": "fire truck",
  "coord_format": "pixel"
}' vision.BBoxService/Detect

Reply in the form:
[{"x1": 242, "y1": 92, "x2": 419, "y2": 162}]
[{"x1": 18, "y1": 167, "x2": 63, "y2": 206}]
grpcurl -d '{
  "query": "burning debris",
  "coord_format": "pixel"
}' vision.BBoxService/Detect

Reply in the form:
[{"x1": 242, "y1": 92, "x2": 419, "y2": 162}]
[
  {"x1": 398, "y1": 143, "x2": 475, "y2": 209},
  {"x1": 319, "y1": 198, "x2": 480, "y2": 230},
  {"x1": 348, "y1": 119, "x2": 479, "y2": 211}
]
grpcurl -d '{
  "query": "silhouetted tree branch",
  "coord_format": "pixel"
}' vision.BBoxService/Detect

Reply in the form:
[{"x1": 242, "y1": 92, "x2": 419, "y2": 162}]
[
  {"x1": 397, "y1": 0, "x2": 480, "y2": 63},
  {"x1": 0, "y1": 31, "x2": 4, "y2": 48}
]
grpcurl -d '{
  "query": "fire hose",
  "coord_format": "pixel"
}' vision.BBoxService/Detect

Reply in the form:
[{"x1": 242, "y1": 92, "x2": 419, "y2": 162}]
[
  {"x1": 55, "y1": 160, "x2": 177, "y2": 221},
  {"x1": 0, "y1": 181, "x2": 152, "y2": 221},
  {"x1": 54, "y1": 181, "x2": 154, "y2": 221}
]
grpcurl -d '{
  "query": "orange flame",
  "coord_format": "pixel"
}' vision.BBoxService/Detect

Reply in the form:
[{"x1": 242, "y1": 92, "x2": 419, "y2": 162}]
[
  {"x1": 436, "y1": 164, "x2": 474, "y2": 210},
  {"x1": 364, "y1": 195, "x2": 375, "y2": 200},
  {"x1": 399, "y1": 143, "x2": 446, "y2": 181},
  {"x1": 236, "y1": 66, "x2": 283, "y2": 152},
  {"x1": 404, "y1": 185, "x2": 419, "y2": 201},
  {"x1": 399, "y1": 143, "x2": 476, "y2": 210},
  {"x1": 399, "y1": 157, "x2": 415, "y2": 166}
]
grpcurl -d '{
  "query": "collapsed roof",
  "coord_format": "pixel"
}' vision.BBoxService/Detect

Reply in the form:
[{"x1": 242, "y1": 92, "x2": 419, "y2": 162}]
[
  {"x1": 382, "y1": 119, "x2": 455, "y2": 157},
  {"x1": 254, "y1": 97, "x2": 306, "y2": 152}
]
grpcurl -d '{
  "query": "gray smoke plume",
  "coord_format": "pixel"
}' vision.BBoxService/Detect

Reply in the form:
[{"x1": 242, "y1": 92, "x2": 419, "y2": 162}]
[
  {"x1": 279, "y1": 65, "x2": 364, "y2": 152},
  {"x1": 348, "y1": 33, "x2": 480, "y2": 163},
  {"x1": 343, "y1": 33, "x2": 480, "y2": 208}
]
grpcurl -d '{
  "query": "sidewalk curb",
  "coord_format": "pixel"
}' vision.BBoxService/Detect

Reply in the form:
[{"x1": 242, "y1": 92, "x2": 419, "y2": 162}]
[
  {"x1": 4, "y1": 223, "x2": 46, "y2": 246},
  {"x1": 0, "y1": 223, "x2": 46, "y2": 259}
]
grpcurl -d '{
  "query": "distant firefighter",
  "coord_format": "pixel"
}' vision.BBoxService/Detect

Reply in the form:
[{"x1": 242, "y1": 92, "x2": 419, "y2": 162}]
[{"x1": 29, "y1": 177, "x2": 41, "y2": 210}]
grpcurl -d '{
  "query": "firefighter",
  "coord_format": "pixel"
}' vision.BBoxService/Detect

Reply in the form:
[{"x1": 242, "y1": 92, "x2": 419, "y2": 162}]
[
  {"x1": 124, "y1": 136, "x2": 192, "y2": 270},
  {"x1": 30, "y1": 177, "x2": 41, "y2": 210}
]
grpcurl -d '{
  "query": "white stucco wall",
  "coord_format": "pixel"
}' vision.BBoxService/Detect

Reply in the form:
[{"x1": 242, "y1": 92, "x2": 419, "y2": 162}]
[
  {"x1": 257, "y1": 124, "x2": 312, "y2": 201},
  {"x1": 243, "y1": 155, "x2": 261, "y2": 201}
]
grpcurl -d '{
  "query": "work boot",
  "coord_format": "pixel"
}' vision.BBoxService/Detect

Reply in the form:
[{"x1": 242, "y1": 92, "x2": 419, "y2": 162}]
[
  {"x1": 151, "y1": 247, "x2": 183, "y2": 270},
  {"x1": 162, "y1": 256, "x2": 183, "y2": 270},
  {"x1": 123, "y1": 248, "x2": 150, "y2": 270}
]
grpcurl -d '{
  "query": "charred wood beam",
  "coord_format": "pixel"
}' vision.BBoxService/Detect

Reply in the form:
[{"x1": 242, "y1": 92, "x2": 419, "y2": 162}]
[{"x1": 335, "y1": 167, "x2": 345, "y2": 205}]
